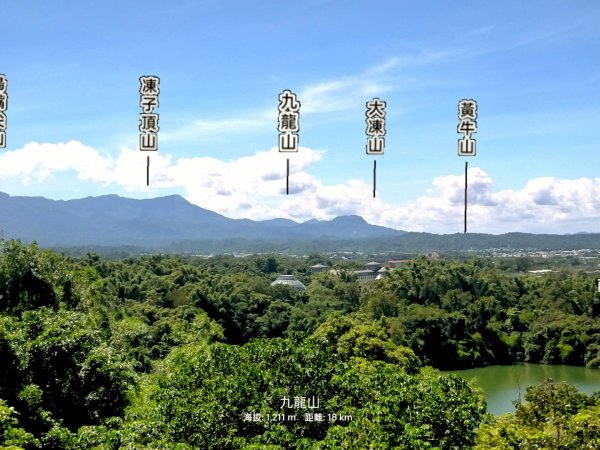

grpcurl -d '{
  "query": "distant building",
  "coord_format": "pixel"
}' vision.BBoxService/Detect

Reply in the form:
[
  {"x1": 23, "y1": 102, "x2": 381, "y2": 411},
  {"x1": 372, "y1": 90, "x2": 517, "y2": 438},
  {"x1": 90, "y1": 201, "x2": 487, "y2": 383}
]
[
  {"x1": 386, "y1": 259, "x2": 410, "y2": 268},
  {"x1": 355, "y1": 261, "x2": 384, "y2": 281},
  {"x1": 354, "y1": 270, "x2": 378, "y2": 281},
  {"x1": 271, "y1": 274, "x2": 306, "y2": 290},
  {"x1": 310, "y1": 264, "x2": 328, "y2": 273},
  {"x1": 366, "y1": 261, "x2": 383, "y2": 272},
  {"x1": 328, "y1": 261, "x2": 391, "y2": 282}
]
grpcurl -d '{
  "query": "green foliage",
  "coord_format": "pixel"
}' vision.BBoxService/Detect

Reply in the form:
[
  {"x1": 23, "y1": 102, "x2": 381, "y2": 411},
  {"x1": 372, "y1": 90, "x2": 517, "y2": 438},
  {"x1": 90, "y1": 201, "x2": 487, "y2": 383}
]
[
  {"x1": 0, "y1": 242, "x2": 597, "y2": 447},
  {"x1": 0, "y1": 399, "x2": 38, "y2": 449},
  {"x1": 312, "y1": 312, "x2": 421, "y2": 373},
  {"x1": 123, "y1": 338, "x2": 335, "y2": 448},
  {"x1": 110, "y1": 303, "x2": 224, "y2": 372},
  {"x1": 0, "y1": 241, "x2": 58, "y2": 314},
  {"x1": 475, "y1": 379, "x2": 600, "y2": 449},
  {"x1": 0, "y1": 308, "x2": 135, "y2": 438},
  {"x1": 0, "y1": 242, "x2": 136, "y2": 446},
  {"x1": 310, "y1": 365, "x2": 487, "y2": 449},
  {"x1": 192, "y1": 272, "x2": 300, "y2": 343},
  {"x1": 287, "y1": 272, "x2": 361, "y2": 334},
  {"x1": 363, "y1": 257, "x2": 600, "y2": 369},
  {"x1": 123, "y1": 336, "x2": 485, "y2": 449}
]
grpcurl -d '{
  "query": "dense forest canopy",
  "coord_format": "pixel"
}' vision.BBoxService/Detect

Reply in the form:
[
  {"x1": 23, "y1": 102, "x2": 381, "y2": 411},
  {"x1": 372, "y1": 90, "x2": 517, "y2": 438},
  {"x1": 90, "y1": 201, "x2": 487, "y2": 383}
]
[{"x1": 0, "y1": 239, "x2": 598, "y2": 448}]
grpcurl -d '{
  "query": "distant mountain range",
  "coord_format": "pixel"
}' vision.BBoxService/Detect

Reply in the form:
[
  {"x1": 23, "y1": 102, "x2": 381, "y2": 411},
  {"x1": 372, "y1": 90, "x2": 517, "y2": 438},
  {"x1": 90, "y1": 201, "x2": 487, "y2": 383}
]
[
  {"x1": 0, "y1": 192, "x2": 598, "y2": 254},
  {"x1": 0, "y1": 192, "x2": 403, "y2": 248}
]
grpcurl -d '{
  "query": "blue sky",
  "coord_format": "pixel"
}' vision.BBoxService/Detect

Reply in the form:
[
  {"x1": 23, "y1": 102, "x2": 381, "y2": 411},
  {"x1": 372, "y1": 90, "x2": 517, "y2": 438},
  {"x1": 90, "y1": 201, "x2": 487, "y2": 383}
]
[{"x1": 1, "y1": 0, "x2": 599, "y2": 234}]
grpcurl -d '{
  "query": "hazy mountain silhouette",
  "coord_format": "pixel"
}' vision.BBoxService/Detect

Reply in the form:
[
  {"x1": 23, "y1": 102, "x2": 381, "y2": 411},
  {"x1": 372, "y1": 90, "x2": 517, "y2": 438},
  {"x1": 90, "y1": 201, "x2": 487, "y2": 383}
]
[
  {"x1": 0, "y1": 192, "x2": 404, "y2": 247},
  {"x1": 2, "y1": 192, "x2": 597, "y2": 254}
]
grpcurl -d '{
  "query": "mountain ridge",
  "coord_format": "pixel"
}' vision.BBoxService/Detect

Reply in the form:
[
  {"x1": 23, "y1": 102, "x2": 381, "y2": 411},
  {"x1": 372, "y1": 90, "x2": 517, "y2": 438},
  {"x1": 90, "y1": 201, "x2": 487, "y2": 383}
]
[
  {"x1": 1, "y1": 192, "x2": 598, "y2": 253},
  {"x1": 0, "y1": 192, "x2": 405, "y2": 247}
]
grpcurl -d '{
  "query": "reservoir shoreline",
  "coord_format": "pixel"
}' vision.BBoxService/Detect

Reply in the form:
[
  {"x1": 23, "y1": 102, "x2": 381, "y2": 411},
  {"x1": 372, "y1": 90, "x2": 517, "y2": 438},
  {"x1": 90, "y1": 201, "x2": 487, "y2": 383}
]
[{"x1": 445, "y1": 363, "x2": 600, "y2": 416}]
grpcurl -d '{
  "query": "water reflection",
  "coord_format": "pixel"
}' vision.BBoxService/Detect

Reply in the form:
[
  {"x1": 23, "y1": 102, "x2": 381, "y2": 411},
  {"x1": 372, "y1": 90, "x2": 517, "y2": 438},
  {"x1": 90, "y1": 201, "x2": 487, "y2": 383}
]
[{"x1": 446, "y1": 363, "x2": 600, "y2": 416}]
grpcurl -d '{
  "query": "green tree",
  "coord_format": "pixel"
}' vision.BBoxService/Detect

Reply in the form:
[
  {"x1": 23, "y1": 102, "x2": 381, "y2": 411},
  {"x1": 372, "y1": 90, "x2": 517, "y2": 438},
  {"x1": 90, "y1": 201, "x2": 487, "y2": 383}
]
[
  {"x1": 312, "y1": 312, "x2": 421, "y2": 373},
  {"x1": 123, "y1": 334, "x2": 484, "y2": 449},
  {"x1": 0, "y1": 241, "x2": 59, "y2": 314},
  {"x1": 0, "y1": 399, "x2": 39, "y2": 449},
  {"x1": 476, "y1": 380, "x2": 600, "y2": 449}
]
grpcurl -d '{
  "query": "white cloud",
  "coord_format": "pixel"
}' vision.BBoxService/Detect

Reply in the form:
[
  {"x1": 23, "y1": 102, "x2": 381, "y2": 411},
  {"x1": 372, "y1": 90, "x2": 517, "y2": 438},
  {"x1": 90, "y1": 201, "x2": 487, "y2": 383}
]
[
  {"x1": 161, "y1": 111, "x2": 277, "y2": 142},
  {"x1": 385, "y1": 170, "x2": 600, "y2": 234},
  {"x1": 158, "y1": 57, "x2": 402, "y2": 143},
  {"x1": 1, "y1": 141, "x2": 598, "y2": 234},
  {"x1": 298, "y1": 59, "x2": 401, "y2": 115},
  {"x1": 0, "y1": 141, "x2": 114, "y2": 185}
]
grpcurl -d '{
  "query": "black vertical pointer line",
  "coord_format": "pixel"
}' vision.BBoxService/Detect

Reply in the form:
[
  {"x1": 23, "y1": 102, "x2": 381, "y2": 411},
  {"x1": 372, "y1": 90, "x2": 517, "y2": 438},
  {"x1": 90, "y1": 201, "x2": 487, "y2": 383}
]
[
  {"x1": 286, "y1": 158, "x2": 289, "y2": 195},
  {"x1": 464, "y1": 161, "x2": 468, "y2": 233},
  {"x1": 147, "y1": 156, "x2": 150, "y2": 186},
  {"x1": 373, "y1": 159, "x2": 377, "y2": 198}
]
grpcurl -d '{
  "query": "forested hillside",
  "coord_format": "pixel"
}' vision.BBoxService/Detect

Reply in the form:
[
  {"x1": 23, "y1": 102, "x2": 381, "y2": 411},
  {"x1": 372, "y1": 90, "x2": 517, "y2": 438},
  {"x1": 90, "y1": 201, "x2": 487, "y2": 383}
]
[{"x1": 0, "y1": 240, "x2": 598, "y2": 448}]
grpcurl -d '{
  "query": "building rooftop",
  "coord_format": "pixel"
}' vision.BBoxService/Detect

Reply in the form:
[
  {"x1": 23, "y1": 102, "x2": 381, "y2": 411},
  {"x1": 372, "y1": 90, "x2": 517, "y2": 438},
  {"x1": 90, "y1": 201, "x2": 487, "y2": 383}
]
[
  {"x1": 271, "y1": 274, "x2": 306, "y2": 290},
  {"x1": 366, "y1": 261, "x2": 382, "y2": 266}
]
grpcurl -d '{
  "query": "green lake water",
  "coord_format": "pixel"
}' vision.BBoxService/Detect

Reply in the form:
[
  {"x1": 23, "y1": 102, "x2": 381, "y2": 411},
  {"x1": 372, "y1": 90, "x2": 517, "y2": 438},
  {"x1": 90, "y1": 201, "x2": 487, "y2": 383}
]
[{"x1": 446, "y1": 363, "x2": 600, "y2": 416}]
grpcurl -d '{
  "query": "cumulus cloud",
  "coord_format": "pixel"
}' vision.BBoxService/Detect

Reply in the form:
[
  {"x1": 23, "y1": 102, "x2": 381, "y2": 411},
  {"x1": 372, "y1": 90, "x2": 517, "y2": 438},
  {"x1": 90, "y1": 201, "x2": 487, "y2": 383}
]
[
  {"x1": 0, "y1": 141, "x2": 114, "y2": 185},
  {"x1": 0, "y1": 141, "x2": 598, "y2": 234}
]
